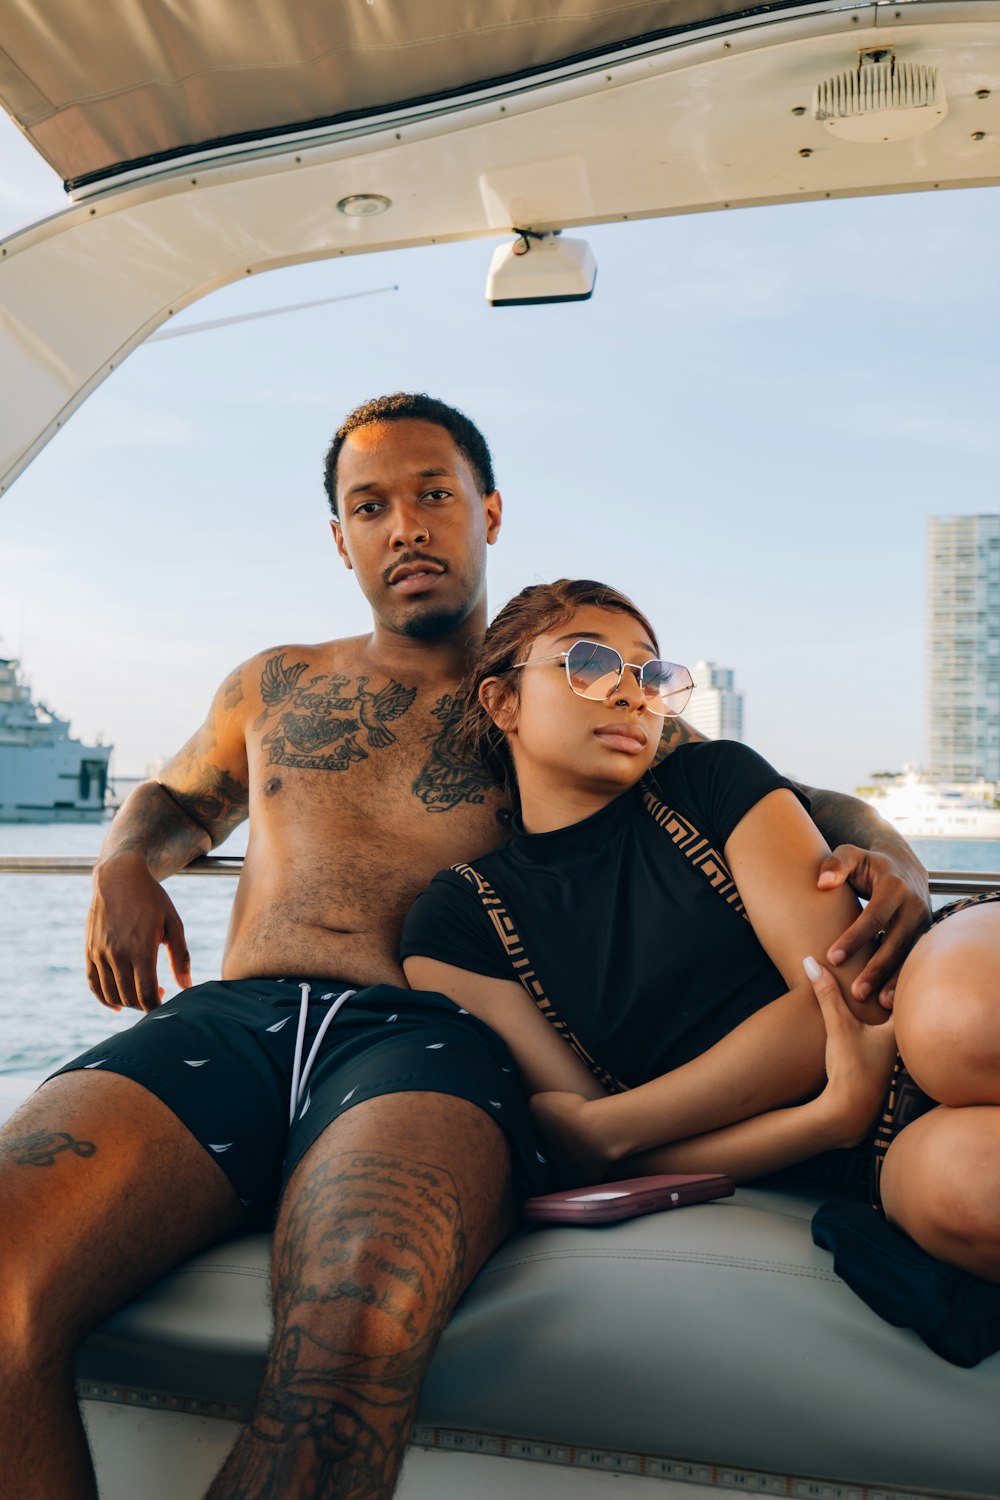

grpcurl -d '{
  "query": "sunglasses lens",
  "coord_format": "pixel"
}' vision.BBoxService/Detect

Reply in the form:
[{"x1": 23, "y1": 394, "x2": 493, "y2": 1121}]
[
  {"x1": 641, "y1": 660, "x2": 694, "y2": 716},
  {"x1": 565, "y1": 641, "x2": 622, "y2": 701}
]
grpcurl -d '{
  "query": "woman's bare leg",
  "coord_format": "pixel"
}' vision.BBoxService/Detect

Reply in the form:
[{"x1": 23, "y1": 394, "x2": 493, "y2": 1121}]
[
  {"x1": 879, "y1": 902, "x2": 1000, "y2": 1279},
  {"x1": 892, "y1": 901, "x2": 1000, "y2": 1108},
  {"x1": 880, "y1": 1105, "x2": 1000, "y2": 1281}
]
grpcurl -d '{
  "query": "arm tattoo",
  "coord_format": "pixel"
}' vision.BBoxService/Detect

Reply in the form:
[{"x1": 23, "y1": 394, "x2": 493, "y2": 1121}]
[
  {"x1": 104, "y1": 779, "x2": 213, "y2": 876},
  {"x1": 164, "y1": 767, "x2": 249, "y2": 844},
  {"x1": 805, "y1": 786, "x2": 897, "y2": 851},
  {"x1": 215, "y1": 1150, "x2": 466, "y2": 1498},
  {"x1": 253, "y1": 652, "x2": 419, "y2": 774},
  {"x1": 413, "y1": 693, "x2": 500, "y2": 812},
  {"x1": 4, "y1": 1130, "x2": 97, "y2": 1167}
]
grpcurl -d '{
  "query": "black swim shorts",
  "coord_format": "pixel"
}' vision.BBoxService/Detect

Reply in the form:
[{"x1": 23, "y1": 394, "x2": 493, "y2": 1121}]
[{"x1": 48, "y1": 979, "x2": 548, "y2": 1225}]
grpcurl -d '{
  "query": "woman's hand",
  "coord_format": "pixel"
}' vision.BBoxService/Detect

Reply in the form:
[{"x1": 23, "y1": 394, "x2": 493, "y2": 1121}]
[
  {"x1": 529, "y1": 1091, "x2": 612, "y2": 1187},
  {"x1": 802, "y1": 955, "x2": 897, "y2": 1148}
]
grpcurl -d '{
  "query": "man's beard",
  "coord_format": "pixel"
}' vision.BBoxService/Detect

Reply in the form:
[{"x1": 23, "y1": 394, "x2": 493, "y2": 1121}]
[{"x1": 397, "y1": 601, "x2": 473, "y2": 640}]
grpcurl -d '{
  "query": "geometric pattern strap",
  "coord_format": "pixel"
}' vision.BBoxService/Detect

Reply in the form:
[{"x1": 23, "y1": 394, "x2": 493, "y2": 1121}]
[
  {"x1": 640, "y1": 782, "x2": 749, "y2": 922},
  {"x1": 451, "y1": 862, "x2": 627, "y2": 1095}
]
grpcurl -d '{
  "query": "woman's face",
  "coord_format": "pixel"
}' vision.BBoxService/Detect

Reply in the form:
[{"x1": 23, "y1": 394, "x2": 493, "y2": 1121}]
[{"x1": 498, "y1": 606, "x2": 665, "y2": 800}]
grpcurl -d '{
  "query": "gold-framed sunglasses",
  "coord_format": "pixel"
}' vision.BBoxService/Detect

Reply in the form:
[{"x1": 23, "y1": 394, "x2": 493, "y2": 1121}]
[{"x1": 511, "y1": 638, "x2": 694, "y2": 718}]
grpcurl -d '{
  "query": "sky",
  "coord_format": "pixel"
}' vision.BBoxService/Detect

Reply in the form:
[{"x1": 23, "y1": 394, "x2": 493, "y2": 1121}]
[{"x1": 1, "y1": 109, "x2": 998, "y2": 791}]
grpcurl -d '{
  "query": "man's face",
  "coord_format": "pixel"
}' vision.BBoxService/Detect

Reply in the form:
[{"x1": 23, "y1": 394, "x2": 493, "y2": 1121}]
[{"x1": 332, "y1": 419, "x2": 502, "y2": 640}]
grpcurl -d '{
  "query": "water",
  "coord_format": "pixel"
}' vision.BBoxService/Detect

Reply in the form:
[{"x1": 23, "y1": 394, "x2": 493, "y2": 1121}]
[
  {"x1": 0, "y1": 819, "x2": 247, "y2": 1076},
  {"x1": 1, "y1": 824, "x2": 998, "y2": 1078}
]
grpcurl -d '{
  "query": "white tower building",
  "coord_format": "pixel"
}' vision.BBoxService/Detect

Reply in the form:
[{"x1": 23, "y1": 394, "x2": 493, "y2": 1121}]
[
  {"x1": 686, "y1": 661, "x2": 744, "y2": 742},
  {"x1": 927, "y1": 515, "x2": 1000, "y2": 782}
]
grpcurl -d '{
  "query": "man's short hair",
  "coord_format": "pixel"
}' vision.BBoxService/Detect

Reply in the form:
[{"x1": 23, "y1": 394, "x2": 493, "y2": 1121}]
[{"x1": 324, "y1": 393, "x2": 496, "y2": 519}]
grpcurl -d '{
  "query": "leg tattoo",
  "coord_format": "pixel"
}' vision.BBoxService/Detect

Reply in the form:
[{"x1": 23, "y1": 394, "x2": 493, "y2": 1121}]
[{"x1": 210, "y1": 1150, "x2": 468, "y2": 1499}]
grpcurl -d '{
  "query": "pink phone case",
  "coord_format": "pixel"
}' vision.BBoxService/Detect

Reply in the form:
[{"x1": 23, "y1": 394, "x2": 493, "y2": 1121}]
[{"x1": 522, "y1": 1171, "x2": 734, "y2": 1225}]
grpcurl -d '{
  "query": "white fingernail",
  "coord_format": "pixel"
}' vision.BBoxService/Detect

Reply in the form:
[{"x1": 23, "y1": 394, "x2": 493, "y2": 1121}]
[{"x1": 803, "y1": 955, "x2": 822, "y2": 981}]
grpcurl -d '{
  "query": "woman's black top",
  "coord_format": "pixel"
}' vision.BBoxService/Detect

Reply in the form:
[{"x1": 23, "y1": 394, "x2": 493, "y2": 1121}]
[{"x1": 400, "y1": 740, "x2": 810, "y2": 1090}]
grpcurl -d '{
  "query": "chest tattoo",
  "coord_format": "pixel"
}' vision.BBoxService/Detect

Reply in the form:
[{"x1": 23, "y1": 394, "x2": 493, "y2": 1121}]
[
  {"x1": 253, "y1": 653, "x2": 418, "y2": 772},
  {"x1": 412, "y1": 693, "x2": 498, "y2": 812}
]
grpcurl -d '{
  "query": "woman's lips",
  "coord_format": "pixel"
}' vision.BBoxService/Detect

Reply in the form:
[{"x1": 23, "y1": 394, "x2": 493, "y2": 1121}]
[{"x1": 593, "y1": 725, "x2": 647, "y2": 754}]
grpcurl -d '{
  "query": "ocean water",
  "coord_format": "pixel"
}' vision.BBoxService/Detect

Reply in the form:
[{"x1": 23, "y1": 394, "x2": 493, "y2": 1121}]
[
  {"x1": 1, "y1": 822, "x2": 998, "y2": 1079},
  {"x1": 0, "y1": 819, "x2": 248, "y2": 1077}
]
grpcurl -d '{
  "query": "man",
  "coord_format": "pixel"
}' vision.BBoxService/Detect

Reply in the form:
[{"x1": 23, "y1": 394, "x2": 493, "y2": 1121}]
[{"x1": 0, "y1": 392, "x2": 930, "y2": 1500}]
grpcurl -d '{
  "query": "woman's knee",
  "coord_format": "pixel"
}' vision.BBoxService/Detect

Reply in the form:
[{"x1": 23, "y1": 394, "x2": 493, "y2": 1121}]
[
  {"x1": 894, "y1": 911, "x2": 1000, "y2": 1105},
  {"x1": 881, "y1": 1106, "x2": 1000, "y2": 1281}
]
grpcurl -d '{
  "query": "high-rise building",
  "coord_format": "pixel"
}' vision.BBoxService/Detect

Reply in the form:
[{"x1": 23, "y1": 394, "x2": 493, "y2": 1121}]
[
  {"x1": 927, "y1": 515, "x2": 1000, "y2": 782},
  {"x1": 686, "y1": 661, "x2": 744, "y2": 741}
]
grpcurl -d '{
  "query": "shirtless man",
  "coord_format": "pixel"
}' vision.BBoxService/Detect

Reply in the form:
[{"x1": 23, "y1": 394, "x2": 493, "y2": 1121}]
[{"x1": 0, "y1": 392, "x2": 930, "y2": 1500}]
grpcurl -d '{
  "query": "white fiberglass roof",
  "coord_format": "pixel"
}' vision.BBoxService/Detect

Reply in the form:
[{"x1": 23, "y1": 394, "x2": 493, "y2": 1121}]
[{"x1": 1, "y1": 0, "x2": 998, "y2": 499}]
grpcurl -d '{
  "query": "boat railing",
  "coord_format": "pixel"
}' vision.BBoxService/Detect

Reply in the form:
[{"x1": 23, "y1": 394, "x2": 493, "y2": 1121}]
[{"x1": 0, "y1": 856, "x2": 997, "y2": 897}]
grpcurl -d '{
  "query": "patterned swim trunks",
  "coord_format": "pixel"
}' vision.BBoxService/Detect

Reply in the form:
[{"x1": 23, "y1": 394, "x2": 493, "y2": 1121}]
[{"x1": 48, "y1": 979, "x2": 548, "y2": 1225}]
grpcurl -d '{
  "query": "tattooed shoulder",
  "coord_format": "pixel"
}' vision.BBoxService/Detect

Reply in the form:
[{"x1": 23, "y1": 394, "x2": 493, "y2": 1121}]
[{"x1": 222, "y1": 667, "x2": 245, "y2": 712}]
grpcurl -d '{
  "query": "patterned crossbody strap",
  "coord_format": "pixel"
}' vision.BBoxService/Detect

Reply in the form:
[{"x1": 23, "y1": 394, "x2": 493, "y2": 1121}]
[
  {"x1": 639, "y1": 779, "x2": 749, "y2": 921},
  {"x1": 451, "y1": 861, "x2": 628, "y2": 1094},
  {"x1": 452, "y1": 788, "x2": 750, "y2": 1096}
]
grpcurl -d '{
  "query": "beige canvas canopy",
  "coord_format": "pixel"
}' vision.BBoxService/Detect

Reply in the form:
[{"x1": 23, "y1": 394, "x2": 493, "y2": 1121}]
[{"x1": 1, "y1": 0, "x2": 811, "y2": 188}]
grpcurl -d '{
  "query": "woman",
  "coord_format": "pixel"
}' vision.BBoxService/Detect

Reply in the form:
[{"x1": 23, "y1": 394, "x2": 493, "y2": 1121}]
[{"x1": 401, "y1": 579, "x2": 1000, "y2": 1285}]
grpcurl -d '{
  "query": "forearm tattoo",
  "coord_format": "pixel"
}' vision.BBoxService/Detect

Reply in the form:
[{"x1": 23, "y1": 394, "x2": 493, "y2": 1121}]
[
  {"x1": 105, "y1": 780, "x2": 214, "y2": 874},
  {"x1": 3, "y1": 1130, "x2": 97, "y2": 1167},
  {"x1": 214, "y1": 1150, "x2": 466, "y2": 1498}
]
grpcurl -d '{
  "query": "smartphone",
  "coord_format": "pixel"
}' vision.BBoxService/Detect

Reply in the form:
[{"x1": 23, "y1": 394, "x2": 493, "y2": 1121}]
[{"x1": 522, "y1": 1171, "x2": 734, "y2": 1225}]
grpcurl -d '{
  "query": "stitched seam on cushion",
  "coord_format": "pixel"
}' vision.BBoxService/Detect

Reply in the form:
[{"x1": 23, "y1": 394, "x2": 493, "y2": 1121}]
[{"x1": 481, "y1": 1249, "x2": 840, "y2": 1282}]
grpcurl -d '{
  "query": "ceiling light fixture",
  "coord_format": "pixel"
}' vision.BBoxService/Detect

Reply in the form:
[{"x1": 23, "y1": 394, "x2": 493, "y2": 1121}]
[{"x1": 336, "y1": 193, "x2": 392, "y2": 216}]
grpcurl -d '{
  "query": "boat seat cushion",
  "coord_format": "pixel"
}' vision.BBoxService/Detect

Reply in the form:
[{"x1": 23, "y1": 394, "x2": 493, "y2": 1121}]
[
  {"x1": 74, "y1": 1186, "x2": 1000, "y2": 1497},
  {"x1": 2, "y1": 1076, "x2": 997, "y2": 1496}
]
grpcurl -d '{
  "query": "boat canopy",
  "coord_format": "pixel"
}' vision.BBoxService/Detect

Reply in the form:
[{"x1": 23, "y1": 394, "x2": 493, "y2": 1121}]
[
  {"x1": 2, "y1": 0, "x2": 840, "y2": 191},
  {"x1": 1, "y1": 0, "x2": 998, "y2": 499}
]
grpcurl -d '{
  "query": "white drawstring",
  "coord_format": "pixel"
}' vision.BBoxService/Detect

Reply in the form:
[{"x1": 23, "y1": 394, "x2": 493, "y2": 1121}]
[{"x1": 288, "y1": 982, "x2": 357, "y2": 1125}]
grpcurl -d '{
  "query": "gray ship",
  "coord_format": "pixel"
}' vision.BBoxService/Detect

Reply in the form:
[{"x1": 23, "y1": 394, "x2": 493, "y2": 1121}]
[{"x1": 0, "y1": 655, "x2": 111, "y2": 822}]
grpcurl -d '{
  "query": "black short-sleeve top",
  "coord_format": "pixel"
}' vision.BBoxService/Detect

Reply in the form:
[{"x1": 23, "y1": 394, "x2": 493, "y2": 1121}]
[{"x1": 400, "y1": 740, "x2": 810, "y2": 1090}]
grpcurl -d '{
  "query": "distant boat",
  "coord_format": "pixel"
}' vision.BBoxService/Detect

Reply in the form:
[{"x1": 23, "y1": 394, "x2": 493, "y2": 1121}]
[
  {"x1": 859, "y1": 771, "x2": 1000, "y2": 841},
  {"x1": 0, "y1": 655, "x2": 111, "y2": 822}
]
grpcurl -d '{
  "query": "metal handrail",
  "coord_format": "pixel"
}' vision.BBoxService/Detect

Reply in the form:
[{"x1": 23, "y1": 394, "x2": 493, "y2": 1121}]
[
  {"x1": 0, "y1": 856, "x2": 997, "y2": 897},
  {"x1": 0, "y1": 855, "x2": 244, "y2": 877}
]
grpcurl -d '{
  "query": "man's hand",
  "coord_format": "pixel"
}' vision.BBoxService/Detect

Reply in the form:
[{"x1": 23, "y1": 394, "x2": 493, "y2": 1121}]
[
  {"x1": 817, "y1": 844, "x2": 931, "y2": 1008},
  {"x1": 85, "y1": 853, "x2": 193, "y2": 1013}
]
